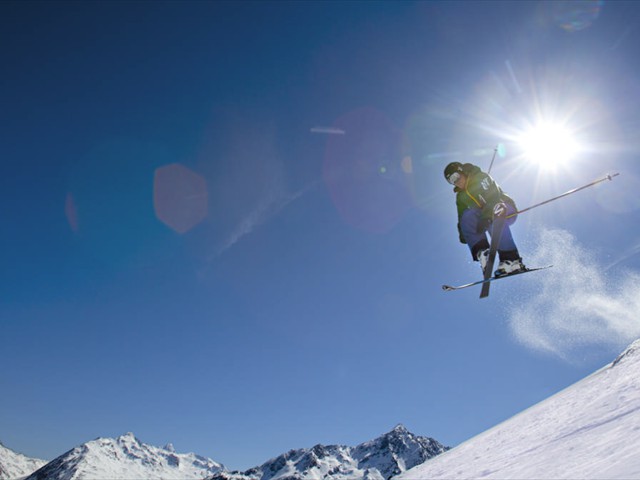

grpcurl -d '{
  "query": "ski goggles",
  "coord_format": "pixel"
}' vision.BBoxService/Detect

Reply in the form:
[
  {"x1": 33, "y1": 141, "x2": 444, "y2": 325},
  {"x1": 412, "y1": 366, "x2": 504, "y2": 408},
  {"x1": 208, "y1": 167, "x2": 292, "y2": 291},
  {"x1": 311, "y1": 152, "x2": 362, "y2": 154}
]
[{"x1": 446, "y1": 172, "x2": 461, "y2": 185}]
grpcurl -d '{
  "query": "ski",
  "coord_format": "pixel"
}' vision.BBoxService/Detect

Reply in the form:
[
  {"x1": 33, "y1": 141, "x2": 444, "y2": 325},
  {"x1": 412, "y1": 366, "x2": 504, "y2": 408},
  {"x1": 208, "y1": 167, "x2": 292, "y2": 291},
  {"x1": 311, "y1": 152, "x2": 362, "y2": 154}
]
[
  {"x1": 479, "y1": 216, "x2": 505, "y2": 299},
  {"x1": 442, "y1": 265, "x2": 553, "y2": 292}
]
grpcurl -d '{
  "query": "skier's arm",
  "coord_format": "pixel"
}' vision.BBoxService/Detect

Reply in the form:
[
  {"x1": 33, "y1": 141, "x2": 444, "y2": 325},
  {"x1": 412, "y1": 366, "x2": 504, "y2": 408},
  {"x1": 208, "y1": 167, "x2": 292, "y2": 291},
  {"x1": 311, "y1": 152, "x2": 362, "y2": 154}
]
[
  {"x1": 477, "y1": 174, "x2": 504, "y2": 220},
  {"x1": 455, "y1": 197, "x2": 467, "y2": 243}
]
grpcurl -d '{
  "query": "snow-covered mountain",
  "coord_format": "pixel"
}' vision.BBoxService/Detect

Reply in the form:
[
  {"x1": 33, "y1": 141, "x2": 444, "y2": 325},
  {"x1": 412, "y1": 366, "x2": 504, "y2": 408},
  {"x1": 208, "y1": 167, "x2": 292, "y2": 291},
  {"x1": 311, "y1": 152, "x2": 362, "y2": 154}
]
[
  {"x1": 208, "y1": 425, "x2": 448, "y2": 480},
  {"x1": 398, "y1": 339, "x2": 640, "y2": 479},
  {"x1": 13, "y1": 336, "x2": 640, "y2": 480},
  {"x1": 25, "y1": 432, "x2": 224, "y2": 480},
  {"x1": 0, "y1": 442, "x2": 47, "y2": 480}
]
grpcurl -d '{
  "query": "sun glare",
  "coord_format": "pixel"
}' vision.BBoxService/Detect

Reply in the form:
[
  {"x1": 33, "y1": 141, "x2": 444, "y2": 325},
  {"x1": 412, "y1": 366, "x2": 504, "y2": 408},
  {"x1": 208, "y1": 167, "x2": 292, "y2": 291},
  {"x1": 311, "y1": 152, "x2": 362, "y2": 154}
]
[{"x1": 518, "y1": 122, "x2": 580, "y2": 169}]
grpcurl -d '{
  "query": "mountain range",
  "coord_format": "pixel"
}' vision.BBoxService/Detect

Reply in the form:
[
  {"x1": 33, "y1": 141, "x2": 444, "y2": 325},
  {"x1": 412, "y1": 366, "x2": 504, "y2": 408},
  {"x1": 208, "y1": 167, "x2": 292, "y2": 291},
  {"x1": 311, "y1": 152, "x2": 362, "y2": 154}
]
[
  {"x1": 1, "y1": 426, "x2": 446, "y2": 480},
  {"x1": 5, "y1": 338, "x2": 640, "y2": 479},
  {"x1": 208, "y1": 424, "x2": 448, "y2": 480}
]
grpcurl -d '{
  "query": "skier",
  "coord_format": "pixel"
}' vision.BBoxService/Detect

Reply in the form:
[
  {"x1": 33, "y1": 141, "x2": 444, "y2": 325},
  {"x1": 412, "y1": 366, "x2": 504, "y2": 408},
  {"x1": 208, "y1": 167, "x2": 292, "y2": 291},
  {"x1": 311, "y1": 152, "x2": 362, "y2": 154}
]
[{"x1": 444, "y1": 162, "x2": 526, "y2": 276}]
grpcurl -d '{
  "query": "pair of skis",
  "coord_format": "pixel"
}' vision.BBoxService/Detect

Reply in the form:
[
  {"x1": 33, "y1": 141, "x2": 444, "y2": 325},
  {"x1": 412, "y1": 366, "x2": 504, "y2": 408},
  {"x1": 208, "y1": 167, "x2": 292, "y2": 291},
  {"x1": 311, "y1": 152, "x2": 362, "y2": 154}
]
[
  {"x1": 442, "y1": 173, "x2": 619, "y2": 298},
  {"x1": 442, "y1": 217, "x2": 550, "y2": 298},
  {"x1": 441, "y1": 264, "x2": 553, "y2": 293},
  {"x1": 442, "y1": 214, "x2": 551, "y2": 296}
]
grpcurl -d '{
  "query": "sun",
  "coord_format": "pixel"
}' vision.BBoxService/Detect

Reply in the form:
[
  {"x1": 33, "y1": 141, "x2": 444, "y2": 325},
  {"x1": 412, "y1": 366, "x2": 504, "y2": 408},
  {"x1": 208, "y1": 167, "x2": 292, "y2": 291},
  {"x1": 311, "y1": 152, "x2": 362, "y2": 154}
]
[{"x1": 517, "y1": 122, "x2": 580, "y2": 170}]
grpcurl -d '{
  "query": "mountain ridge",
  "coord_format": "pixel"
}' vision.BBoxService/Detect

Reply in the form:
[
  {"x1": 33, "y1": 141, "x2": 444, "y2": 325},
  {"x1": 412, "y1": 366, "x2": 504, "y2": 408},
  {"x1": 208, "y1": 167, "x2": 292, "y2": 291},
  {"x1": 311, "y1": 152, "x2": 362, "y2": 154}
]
[
  {"x1": 25, "y1": 432, "x2": 224, "y2": 480},
  {"x1": 0, "y1": 442, "x2": 47, "y2": 480},
  {"x1": 207, "y1": 424, "x2": 448, "y2": 480}
]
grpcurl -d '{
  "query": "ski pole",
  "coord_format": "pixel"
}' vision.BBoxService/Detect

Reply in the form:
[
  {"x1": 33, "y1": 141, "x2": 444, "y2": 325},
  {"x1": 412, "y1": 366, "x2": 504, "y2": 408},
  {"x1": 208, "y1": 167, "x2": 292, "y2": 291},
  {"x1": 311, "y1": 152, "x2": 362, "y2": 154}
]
[
  {"x1": 506, "y1": 173, "x2": 620, "y2": 219},
  {"x1": 487, "y1": 145, "x2": 499, "y2": 175}
]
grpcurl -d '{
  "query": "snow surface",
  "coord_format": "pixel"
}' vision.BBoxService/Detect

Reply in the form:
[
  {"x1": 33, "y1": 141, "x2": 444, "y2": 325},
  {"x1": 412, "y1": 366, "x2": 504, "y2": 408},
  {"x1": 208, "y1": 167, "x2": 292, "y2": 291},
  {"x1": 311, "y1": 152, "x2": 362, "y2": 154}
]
[
  {"x1": 25, "y1": 432, "x2": 224, "y2": 480},
  {"x1": 0, "y1": 443, "x2": 47, "y2": 480},
  {"x1": 398, "y1": 339, "x2": 640, "y2": 480}
]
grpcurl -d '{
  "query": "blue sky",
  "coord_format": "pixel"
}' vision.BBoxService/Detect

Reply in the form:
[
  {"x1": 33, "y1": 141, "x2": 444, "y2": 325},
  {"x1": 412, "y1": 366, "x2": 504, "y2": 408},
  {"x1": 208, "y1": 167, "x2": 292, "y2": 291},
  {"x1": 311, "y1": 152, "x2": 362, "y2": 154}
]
[{"x1": 2, "y1": 0, "x2": 640, "y2": 471}]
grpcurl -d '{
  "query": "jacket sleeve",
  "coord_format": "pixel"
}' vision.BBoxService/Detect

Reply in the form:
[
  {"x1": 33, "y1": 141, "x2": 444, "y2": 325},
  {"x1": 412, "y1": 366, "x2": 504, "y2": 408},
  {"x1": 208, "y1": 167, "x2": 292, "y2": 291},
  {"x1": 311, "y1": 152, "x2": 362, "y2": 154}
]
[
  {"x1": 455, "y1": 195, "x2": 467, "y2": 244},
  {"x1": 476, "y1": 173, "x2": 506, "y2": 220}
]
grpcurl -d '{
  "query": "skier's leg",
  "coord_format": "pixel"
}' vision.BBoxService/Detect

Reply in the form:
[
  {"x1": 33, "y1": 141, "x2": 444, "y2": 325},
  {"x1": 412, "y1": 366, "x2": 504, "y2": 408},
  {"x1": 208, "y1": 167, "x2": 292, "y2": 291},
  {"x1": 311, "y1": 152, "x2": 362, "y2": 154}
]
[
  {"x1": 496, "y1": 225, "x2": 518, "y2": 252},
  {"x1": 496, "y1": 204, "x2": 519, "y2": 252},
  {"x1": 496, "y1": 204, "x2": 525, "y2": 274},
  {"x1": 460, "y1": 208, "x2": 490, "y2": 261}
]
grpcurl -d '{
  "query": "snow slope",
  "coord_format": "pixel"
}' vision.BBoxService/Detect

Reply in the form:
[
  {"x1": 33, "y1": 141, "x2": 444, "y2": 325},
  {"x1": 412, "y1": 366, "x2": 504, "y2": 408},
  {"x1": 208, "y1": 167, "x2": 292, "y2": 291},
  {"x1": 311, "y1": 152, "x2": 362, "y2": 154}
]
[
  {"x1": 398, "y1": 339, "x2": 640, "y2": 479},
  {"x1": 0, "y1": 442, "x2": 47, "y2": 480},
  {"x1": 25, "y1": 432, "x2": 224, "y2": 480},
  {"x1": 209, "y1": 425, "x2": 448, "y2": 480}
]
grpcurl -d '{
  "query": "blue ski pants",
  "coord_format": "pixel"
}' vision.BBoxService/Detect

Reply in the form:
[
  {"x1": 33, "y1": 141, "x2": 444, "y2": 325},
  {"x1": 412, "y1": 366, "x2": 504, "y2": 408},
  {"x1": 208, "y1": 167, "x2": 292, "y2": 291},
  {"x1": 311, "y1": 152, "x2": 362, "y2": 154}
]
[{"x1": 460, "y1": 205, "x2": 518, "y2": 258}]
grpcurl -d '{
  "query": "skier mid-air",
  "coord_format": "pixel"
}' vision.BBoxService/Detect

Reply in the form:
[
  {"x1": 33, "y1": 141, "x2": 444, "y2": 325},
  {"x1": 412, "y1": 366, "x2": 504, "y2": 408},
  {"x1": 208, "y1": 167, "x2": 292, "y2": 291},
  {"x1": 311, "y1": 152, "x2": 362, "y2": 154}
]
[
  {"x1": 444, "y1": 161, "x2": 526, "y2": 277},
  {"x1": 442, "y1": 161, "x2": 617, "y2": 296}
]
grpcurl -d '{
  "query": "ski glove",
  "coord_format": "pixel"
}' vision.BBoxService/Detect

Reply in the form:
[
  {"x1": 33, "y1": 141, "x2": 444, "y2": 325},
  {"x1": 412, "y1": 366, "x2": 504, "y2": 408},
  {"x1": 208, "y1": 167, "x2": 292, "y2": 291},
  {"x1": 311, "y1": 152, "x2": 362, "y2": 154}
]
[{"x1": 493, "y1": 202, "x2": 508, "y2": 217}]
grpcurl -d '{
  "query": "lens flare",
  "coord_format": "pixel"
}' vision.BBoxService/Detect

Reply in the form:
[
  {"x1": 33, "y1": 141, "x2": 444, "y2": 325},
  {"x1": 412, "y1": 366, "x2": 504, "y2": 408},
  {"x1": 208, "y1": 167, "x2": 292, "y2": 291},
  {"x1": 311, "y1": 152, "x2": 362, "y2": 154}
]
[
  {"x1": 65, "y1": 192, "x2": 79, "y2": 233},
  {"x1": 549, "y1": 0, "x2": 603, "y2": 32},
  {"x1": 154, "y1": 163, "x2": 208, "y2": 234},
  {"x1": 323, "y1": 107, "x2": 413, "y2": 233}
]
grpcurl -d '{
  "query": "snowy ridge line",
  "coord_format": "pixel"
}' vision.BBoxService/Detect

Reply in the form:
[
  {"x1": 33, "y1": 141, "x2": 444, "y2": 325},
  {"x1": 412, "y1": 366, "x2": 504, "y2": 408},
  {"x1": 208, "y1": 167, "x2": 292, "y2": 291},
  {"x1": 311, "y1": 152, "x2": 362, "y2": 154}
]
[
  {"x1": 0, "y1": 441, "x2": 47, "y2": 480},
  {"x1": 612, "y1": 338, "x2": 640, "y2": 367},
  {"x1": 23, "y1": 432, "x2": 224, "y2": 480},
  {"x1": 207, "y1": 425, "x2": 448, "y2": 480}
]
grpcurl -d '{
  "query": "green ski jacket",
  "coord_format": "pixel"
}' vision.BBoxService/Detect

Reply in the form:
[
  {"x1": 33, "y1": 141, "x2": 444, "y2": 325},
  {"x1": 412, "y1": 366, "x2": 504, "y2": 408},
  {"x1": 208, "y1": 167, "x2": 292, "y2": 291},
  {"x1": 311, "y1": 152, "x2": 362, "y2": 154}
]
[{"x1": 454, "y1": 163, "x2": 516, "y2": 243}]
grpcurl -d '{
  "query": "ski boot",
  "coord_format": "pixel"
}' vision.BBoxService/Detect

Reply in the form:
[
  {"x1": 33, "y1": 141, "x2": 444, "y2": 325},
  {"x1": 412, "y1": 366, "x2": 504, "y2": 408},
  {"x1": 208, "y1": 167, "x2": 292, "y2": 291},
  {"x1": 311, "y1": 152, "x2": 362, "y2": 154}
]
[{"x1": 495, "y1": 250, "x2": 526, "y2": 277}]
